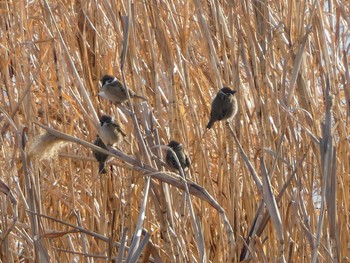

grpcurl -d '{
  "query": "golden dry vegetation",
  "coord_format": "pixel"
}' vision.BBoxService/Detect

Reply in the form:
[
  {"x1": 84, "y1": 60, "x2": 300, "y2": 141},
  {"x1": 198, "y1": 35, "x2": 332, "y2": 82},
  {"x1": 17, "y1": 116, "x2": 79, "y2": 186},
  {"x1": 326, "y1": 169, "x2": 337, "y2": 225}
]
[{"x1": 0, "y1": 0, "x2": 349, "y2": 262}]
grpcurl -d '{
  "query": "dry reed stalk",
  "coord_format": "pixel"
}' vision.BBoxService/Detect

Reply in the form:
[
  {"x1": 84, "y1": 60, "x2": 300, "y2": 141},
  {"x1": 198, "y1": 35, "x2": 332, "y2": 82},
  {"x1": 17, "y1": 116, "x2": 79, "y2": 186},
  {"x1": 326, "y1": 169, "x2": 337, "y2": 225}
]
[{"x1": 0, "y1": 0, "x2": 349, "y2": 262}]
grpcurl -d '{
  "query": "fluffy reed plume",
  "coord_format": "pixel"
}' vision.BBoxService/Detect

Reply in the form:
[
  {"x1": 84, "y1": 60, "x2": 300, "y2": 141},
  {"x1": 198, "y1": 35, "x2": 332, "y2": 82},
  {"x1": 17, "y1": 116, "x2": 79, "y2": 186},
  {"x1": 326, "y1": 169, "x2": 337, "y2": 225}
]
[{"x1": 27, "y1": 132, "x2": 68, "y2": 161}]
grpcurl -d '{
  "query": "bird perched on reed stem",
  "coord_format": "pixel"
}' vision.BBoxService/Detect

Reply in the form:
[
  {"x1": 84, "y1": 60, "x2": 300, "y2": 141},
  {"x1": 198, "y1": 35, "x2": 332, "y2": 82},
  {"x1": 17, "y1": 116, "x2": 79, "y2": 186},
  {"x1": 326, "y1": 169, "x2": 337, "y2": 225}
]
[
  {"x1": 99, "y1": 75, "x2": 146, "y2": 104},
  {"x1": 166, "y1": 140, "x2": 190, "y2": 172},
  {"x1": 92, "y1": 115, "x2": 125, "y2": 174},
  {"x1": 93, "y1": 136, "x2": 108, "y2": 174},
  {"x1": 206, "y1": 87, "x2": 238, "y2": 129},
  {"x1": 98, "y1": 115, "x2": 126, "y2": 146}
]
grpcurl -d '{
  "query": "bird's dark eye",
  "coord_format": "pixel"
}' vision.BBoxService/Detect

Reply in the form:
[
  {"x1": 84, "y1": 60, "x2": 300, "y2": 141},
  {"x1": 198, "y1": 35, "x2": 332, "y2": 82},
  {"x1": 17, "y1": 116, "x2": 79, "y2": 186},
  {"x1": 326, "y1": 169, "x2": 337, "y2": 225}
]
[{"x1": 106, "y1": 78, "x2": 117, "y2": 85}]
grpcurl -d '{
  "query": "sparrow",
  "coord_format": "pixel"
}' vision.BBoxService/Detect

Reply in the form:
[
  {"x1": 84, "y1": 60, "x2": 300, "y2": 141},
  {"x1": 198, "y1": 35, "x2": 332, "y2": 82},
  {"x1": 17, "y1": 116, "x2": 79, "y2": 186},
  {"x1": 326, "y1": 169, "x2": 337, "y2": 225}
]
[
  {"x1": 100, "y1": 75, "x2": 146, "y2": 104},
  {"x1": 98, "y1": 115, "x2": 126, "y2": 146},
  {"x1": 166, "y1": 140, "x2": 190, "y2": 172},
  {"x1": 92, "y1": 136, "x2": 108, "y2": 174},
  {"x1": 206, "y1": 87, "x2": 238, "y2": 129}
]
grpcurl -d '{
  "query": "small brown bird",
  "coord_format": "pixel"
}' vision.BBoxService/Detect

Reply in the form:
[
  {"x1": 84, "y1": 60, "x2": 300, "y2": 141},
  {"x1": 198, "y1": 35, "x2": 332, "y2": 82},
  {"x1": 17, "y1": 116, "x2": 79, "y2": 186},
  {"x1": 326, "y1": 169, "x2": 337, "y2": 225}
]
[
  {"x1": 166, "y1": 140, "x2": 190, "y2": 172},
  {"x1": 98, "y1": 115, "x2": 126, "y2": 146},
  {"x1": 92, "y1": 136, "x2": 108, "y2": 174},
  {"x1": 206, "y1": 87, "x2": 238, "y2": 129},
  {"x1": 100, "y1": 75, "x2": 146, "y2": 104}
]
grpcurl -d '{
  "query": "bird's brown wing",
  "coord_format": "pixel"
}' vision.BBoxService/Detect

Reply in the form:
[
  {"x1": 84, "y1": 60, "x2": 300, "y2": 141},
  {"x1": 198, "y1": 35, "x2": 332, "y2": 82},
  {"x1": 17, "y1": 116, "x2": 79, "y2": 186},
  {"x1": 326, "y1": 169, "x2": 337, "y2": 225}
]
[
  {"x1": 107, "y1": 81, "x2": 127, "y2": 96},
  {"x1": 118, "y1": 83, "x2": 147, "y2": 101},
  {"x1": 112, "y1": 123, "x2": 127, "y2": 137}
]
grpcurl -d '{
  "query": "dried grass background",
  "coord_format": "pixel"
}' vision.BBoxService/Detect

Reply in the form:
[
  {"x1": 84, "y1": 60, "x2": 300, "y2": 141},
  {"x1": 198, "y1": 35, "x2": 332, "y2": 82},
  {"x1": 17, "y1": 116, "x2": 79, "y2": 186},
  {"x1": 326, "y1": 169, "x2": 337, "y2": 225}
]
[{"x1": 0, "y1": 0, "x2": 349, "y2": 262}]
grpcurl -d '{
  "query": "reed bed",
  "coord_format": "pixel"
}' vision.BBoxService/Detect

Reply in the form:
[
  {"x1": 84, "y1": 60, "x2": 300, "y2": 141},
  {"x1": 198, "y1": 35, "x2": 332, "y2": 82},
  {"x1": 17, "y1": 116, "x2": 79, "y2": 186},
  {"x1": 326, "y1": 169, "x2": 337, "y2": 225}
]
[{"x1": 0, "y1": 0, "x2": 349, "y2": 262}]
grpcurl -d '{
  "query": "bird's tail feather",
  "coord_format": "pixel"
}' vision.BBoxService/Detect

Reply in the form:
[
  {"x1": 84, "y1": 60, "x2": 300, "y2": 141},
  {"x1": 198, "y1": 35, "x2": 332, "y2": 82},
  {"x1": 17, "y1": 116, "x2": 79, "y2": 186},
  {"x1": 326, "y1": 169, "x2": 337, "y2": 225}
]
[
  {"x1": 99, "y1": 162, "x2": 106, "y2": 174},
  {"x1": 206, "y1": 120, "x2": 214, "y2": 129},
  {"x1": 133, "y1": 94, "x2": 147, "y2": 101}
]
